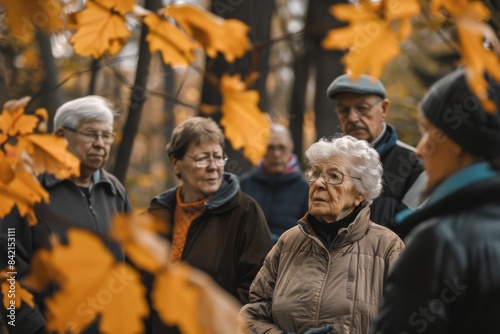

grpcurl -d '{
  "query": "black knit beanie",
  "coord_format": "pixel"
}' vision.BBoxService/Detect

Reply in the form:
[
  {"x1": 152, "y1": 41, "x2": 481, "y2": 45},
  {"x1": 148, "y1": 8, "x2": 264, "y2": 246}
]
[{"x1": 420, "y1": 68, "x2": 500, "y2": 159}]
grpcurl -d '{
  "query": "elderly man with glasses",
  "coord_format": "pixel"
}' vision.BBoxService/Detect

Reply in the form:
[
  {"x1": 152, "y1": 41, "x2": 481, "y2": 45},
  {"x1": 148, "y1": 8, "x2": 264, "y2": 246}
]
[
  {"x1": 0, "y1": 95, "x2": 130, "y2": 334},
  {"x1": 240, "y1": 123, "x2": 309, "y2": 243},
  {"x1": 327, "y1": 74, "x2": 426, "y2": 237}
]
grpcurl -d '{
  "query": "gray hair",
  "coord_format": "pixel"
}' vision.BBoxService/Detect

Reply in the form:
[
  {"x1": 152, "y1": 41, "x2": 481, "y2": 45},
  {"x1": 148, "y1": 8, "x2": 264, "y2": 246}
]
[
  {"x1": 54, "y1": 95, "x2": 114, "y2": 130},
  {"x1": 271, "y1": 123, "x2": 294, "y2": 150},
  {"x1": 167, "y1": 117, "x2": 225, "y2": 160},
  {"x1": 304, "y1": 135, "x2": 383, "y2": 205}
]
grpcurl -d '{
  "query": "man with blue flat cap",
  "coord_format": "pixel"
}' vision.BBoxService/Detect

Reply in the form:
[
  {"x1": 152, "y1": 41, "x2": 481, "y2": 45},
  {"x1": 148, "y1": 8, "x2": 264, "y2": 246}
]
[{"x1": 327, "y1": 73, "x2": 426, "y2": 236}]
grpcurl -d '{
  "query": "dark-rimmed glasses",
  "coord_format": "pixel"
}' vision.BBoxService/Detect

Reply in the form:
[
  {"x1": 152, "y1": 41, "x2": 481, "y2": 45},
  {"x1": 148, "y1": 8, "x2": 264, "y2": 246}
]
[
  {"x1": 184, "y1": 154, "x2": 228, "y2": 168},
  {"x1": 64, "y1": 127, "x2": 116, "y2": 144},
  {"x1": 304, "y1": 169, "x2": 361, "y2": 185}
]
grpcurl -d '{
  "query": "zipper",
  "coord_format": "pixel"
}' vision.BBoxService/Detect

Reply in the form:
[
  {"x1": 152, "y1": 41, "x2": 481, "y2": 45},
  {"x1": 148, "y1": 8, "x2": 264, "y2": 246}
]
[{"x1": 73, "y1": 182, "x2": 100, "y2": 234}]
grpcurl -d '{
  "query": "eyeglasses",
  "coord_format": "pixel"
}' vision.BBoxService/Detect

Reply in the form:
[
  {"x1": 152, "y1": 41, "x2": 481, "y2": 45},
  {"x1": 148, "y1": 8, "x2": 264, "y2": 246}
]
[
  {"x1": 64, "y1": 127, "x2": 116, "y2": 144},
  {"x1": 184, "y1": 154, "x2": 228, "y2": 168},
  {"x1": 304, "y1": 169, "x2": 361, "y2": 185},
  {"x1": 337, "y1": 100, "x2": 382, "y2": 118}
]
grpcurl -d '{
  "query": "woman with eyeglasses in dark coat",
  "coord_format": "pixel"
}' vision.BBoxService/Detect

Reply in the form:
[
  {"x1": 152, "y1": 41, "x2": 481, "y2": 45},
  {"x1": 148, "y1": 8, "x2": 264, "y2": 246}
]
[{"x1": 147, "y1": 117, "x2": 273, "y2": 333}]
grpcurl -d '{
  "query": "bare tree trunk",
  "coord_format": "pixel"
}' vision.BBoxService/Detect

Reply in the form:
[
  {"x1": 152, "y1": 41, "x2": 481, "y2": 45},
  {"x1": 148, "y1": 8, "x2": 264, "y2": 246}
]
[
  {"x1": 312, "y1": 46, "x2": 345, "y2": 139},
  {"x1": 163, "y1": 62, "x2": 178, "y2": 189},
  {"x1": 33, "y1": 31, "x2": 65, "y2": 130},
  {"x1": 289, "y1": 46, "x2": 309, "y2": 164},
  {"x1": 113, "y1": 0, "x2": 163, "y2": 182},
  {"x1": 0, "y1": 45, "x2": 16, "y2": 106},
  {"x1": 201, "y1": 0, "x2": 275, "y2": 175},
  {"x1": 88, "y1": 58, "x2": 100, "y2": 95},
  {"x1": 305, "y1": 1, "x2": 346, "y2": 141}
]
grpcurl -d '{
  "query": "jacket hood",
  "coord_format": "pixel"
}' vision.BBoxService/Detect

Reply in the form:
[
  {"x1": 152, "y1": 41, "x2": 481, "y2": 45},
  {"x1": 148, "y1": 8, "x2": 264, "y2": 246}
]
[{"x1": 150, "y1": 172, "x2": 240, "y2": 212}]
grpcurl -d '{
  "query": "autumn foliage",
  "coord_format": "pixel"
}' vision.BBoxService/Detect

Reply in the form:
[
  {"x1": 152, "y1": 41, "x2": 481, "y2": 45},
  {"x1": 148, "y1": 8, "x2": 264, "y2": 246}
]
[
  {"x1": 1, "y1": 0, "x2": 500, "y2": 333},
  {"x1": 0, "y1": 98, "x2": 79, "y2": 225},
  {"x1": 16, "y1": 216, "x2": 244, "y2": 334},
  {"x1": 1, "y1": 0, "x2": 270, "y2": 165},
  {"x1": 322, "y1": 0, "x2": 500, "y2": 111}
]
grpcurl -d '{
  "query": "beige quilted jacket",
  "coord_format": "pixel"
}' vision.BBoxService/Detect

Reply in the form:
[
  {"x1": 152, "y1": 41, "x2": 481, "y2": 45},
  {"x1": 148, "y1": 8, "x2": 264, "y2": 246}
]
[{"x1": 240, "y1": 207, "x2": 404, "y2": 334}]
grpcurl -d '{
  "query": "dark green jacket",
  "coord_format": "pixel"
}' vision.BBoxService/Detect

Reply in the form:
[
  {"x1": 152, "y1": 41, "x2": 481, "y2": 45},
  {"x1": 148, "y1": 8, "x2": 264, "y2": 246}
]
[{"x1": 0, "y1": 169, "x2": 130, "y2": 334}]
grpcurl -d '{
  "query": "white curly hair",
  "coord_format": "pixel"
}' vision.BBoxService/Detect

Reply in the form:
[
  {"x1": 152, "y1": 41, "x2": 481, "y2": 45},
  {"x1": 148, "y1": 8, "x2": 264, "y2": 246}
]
[{"x1": 304, "y1": 135, "x2": 383, "y2": 205}]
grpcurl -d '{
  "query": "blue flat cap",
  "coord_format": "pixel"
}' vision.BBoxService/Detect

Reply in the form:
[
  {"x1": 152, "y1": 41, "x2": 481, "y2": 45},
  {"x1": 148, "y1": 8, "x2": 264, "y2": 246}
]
[{"x1": 327, "y1": 74, "x2": 386, "y2": 99}]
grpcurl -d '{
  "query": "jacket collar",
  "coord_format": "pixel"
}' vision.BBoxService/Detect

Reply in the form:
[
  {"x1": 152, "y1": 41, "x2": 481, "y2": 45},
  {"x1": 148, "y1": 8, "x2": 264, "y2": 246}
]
[
  {"x1": 299, "y1": 206, "x2": 371, "y2": 248},
  {"x1": 151, "y1": 172, "x2": 240, "y2": 212},
  {"x1": 426, "y1": 162, "x2": 497, "y2": 206},
  {"x1": 373, "y1": 123, "x2": 398, "y2": 157},
  {"x1": 396, "y1": 168, "x2": 500, "y2": 238},
  {"x1": 206, "y1": 172, "x2": 239, "y2": 210},
  {"x1": 39, "y1": 169, "x2": 118, "y2": 195}
]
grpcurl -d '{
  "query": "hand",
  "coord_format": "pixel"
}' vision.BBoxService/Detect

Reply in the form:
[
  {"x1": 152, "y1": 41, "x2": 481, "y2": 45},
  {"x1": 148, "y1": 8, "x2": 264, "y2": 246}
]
[{"x1": 304, "y1": 325, "x2": 331, "y2": 334}]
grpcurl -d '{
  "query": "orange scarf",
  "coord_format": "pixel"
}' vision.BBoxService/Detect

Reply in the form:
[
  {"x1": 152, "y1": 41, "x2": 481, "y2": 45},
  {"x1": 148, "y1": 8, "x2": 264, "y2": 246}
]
[{"x1": 170, "y1": 186, "x2": 208, "y2": 263}]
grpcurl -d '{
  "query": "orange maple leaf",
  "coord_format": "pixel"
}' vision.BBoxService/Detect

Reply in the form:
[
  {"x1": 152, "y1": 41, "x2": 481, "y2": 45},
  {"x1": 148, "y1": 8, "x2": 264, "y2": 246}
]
[
  {"x1": 24, "y1": 230, "x2": 149, "y2": 334},
  {"x1": 70, "y1": 1, "x2": 131, "y2": 58},
  {"x1": 143, "y1": 13, "x2": 199, "y2": 67},
  {"x1": 153, "y1": 263, "x2": 243, "y2": 334},
  {"x1": 20, "y1": 135, "x2": 80, "y2": 180},
  {"x1": 0, "y1": 168, "x2": 49, "y2": 226},
  {"x1": 322, "y1": 0, "x2": 420, "y2": 78},
  {"x1": 0, "y1": 0, "x2": 62, "y2": 43},
  {"x1": 1, "y1": 270, "x2": 35, "y2": 310},
  {"x1": 164, "y1": 4, "x2": 251, "y2": 62},
  {"x1": 430, "y1": 0, "x2": 473, "y2": 17},
  {"x1": 0, "y1": 152, "x2": 15, "y2": 184},
  {"x1": 22, "y1": 250, "x2": 56, "y2": 292},
  {"x1": 110, "y1": 212, "x2": 169, "y2": 274},
  {"x1": 0, "y1": 100, "x2": 79, "y2": 225},
  {"x1": 0, "y1": 106, "x2": 39, "y2": 137},
  {"x1": 219, "y1": 74, "x2": 270, "y2": 165},
  {"x1": 457, "y1": 18, "x2": 500, "y2": 112},
  {"x1": 95, "y1": 0, "x2": 135, "y2": 15}
]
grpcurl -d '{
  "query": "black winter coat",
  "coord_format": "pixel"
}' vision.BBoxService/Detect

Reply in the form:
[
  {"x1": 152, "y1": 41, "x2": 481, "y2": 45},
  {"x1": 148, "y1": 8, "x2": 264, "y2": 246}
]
[
  {"x1": 371, "y1": 172, "x2": 500, "y2": 334},
  {"x1": 371, "y1": 124, "x2": 425, "y2": 235}
]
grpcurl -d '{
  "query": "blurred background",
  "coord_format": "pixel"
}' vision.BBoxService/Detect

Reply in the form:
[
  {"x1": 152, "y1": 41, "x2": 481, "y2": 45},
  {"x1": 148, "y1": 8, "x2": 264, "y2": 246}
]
[{"x1": 0, "y1": 0, "x2": 469, "y2": 209}]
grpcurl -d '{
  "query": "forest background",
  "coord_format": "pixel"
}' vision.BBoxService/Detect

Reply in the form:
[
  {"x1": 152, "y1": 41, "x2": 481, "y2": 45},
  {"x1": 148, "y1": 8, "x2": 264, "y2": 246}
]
[
  {"x1": 1, "y1": 0, "x2": 498, "y2": 210},
  {"x1": 1, "y1": 1, "x2": 500, "y2": 333}
]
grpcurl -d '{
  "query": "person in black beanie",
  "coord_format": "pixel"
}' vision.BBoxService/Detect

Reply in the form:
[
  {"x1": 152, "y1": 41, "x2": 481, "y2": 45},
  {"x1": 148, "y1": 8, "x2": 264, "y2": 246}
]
[{"x1": 370, "y1": 67, "x2": 500, "y2": 334}]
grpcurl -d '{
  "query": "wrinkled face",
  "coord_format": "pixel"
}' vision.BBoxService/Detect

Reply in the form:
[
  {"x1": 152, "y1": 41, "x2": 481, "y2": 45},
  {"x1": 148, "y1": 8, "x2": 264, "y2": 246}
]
[
  {"x1": 172, "y1": 141, "x2": 224, "y2": 203},
  {"x1": 307, "y1": 157, "x2": 365, "y2": 223},
  {"x1": 416, "y1": 116, "x2": 464, "y2": 195},
  {"x1": 262, "y1": 132, "x2": 293, "y2": 174},
  {"x1": 336, "y1": 92, "x2": 389, "y2": 143},
  {"x1": 63, "y1": 119, "x2": 113, "y2": 173}
]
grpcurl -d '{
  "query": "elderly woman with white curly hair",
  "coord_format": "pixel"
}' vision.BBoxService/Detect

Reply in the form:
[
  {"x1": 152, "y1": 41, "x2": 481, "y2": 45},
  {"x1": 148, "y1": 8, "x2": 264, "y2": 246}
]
[{"x1": 240, "y1": 135, "x2": 404, "y2": 334}]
